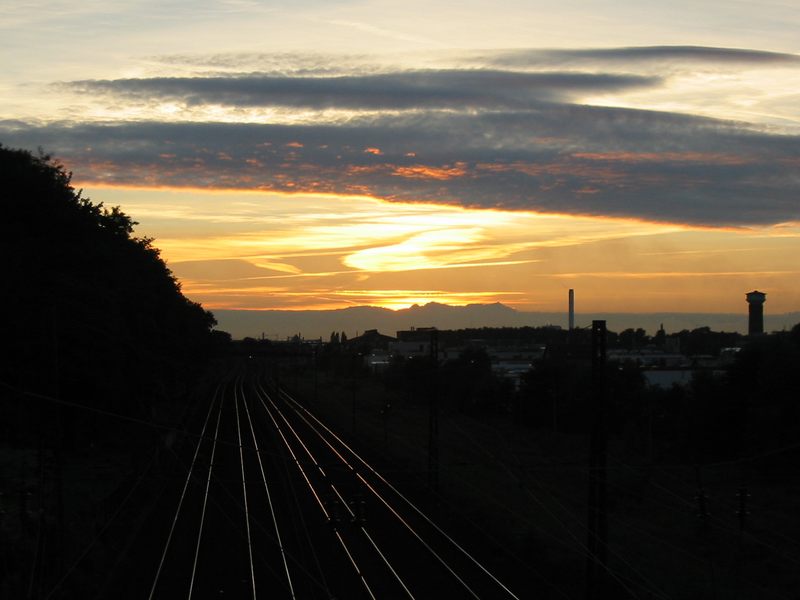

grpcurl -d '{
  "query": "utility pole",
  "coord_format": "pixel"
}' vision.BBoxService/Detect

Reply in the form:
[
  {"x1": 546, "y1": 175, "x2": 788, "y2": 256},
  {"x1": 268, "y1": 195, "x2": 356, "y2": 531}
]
[
  {"x1": 428, "y1": 329, "x2": 439, "y2": 493},
  {"x1": 736, "y1": 486, "x2": 750, "y2": 541},
  {"x1": 586, "y1": 320, "x2": 608, "y2": 599},
  {"x1": 694, "y1": 466, "x2": 718, "y2": 600},
  {"x1": 312, "y1": 347, "x2": 318, "y2": 403},
  {"x1": 694, "y1": 465, "x2": 710, "y2": 531},
  {"x1": 382, "y1": 400, "x2": 391, "y2": 451},
  {"x1": 351, "y1": 352, "x2": 357, "y2": 435},
  {"x1": 50, "y1": 302, "x2": 65, "y2": 585}
]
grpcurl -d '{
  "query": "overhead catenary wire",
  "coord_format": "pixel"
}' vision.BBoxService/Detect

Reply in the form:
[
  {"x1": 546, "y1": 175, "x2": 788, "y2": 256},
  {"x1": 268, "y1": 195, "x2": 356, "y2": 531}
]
[
  {"x1": 148, "y1": 385, "x2": 220, "y2": 600},
  {"x1": 234, "y1": 380, "x2": 259, "y2": 600},
  {"x1": 603, "y1": 502, "x2": 794, "y2": 600},
  {"x1": 91, "y1": 374, "x2": 211, "y2": 599},
  {"x1": 43, "y1": 449, "x2": 159, "y2": 599},
  {"x1": 376, "y1": 394, "x2": 793, "y2": 600},
  {"x1": 253, "y1": 384, "x2": 416, "y2": 600},
  {"x1": 369, "y1": 414, "x2": 573, "y2": 599},
  {"x1": 326, "y1": 382, "x2": 575, "y2": 599},
  {"x1": 266, "y1": 418, "x2": 333, "y2": 596},
  {"x1": 0, "y1": 378, "x2": 304, "y2": 463},
  {"x1": 7, "y1": 368, "x2": 356, "y2": 598},
  {"x1": 240, "y1": 380, "x2": 297, "y2": 599},
  {"x1": 163, "y1": 441, "x2": 326, "y2": 596},
  {"x1": 266, "y1": 384, "x2": 471, "y2": 599},
  {"x1": 647, "y1": 458, "x2": 800, "y2": 550},
  {"x1": 275, "y1": 384, "x2": 521, "y2": 600},
  {"x1": 606, "y1": 453, "x2": 800, "y2": 568},
  {"x1": 43, "y1": 350, "x2": 213, "y2": 598},
  {"x1": 187, "y1": 384, "x2": 225, "y2": 599},
  {"x1": 158, "y1": 376, "x2": 312, "y2": 597},
  {"x1": 442, "y1": 415, "x2": 670, "y2": 599},
  {"x1": 253, "y1": 381, "x2": 377, "y2": 599},
  {"x1": 320, "y1": 390, "x2": 653, "y2": 600}
]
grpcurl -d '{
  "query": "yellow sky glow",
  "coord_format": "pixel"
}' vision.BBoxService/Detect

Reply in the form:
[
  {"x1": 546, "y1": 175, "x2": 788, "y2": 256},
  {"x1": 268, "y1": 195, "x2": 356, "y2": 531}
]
[
  {"x1": 3, "y1": 2, "x2": 800, "y2": 335},
  {"x1": 72, "y1": 185, "x2": 800, "y2": 314}
]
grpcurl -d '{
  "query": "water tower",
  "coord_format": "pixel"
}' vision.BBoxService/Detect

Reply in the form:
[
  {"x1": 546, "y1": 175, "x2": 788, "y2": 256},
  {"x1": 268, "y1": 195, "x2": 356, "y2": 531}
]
[{"x1": 745, "y1": 290, "x2": 766, "y2": 335}]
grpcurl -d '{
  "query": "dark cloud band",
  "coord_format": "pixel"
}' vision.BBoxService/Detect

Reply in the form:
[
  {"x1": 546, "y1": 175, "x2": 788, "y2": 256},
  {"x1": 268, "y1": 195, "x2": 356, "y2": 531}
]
[
  {"x1": 3, "y1": 103, "x2": 798, "y2": 227},
  {"x1": 66, "y1": 69, "x2": 660, "y2": 110},
  {"x1": 472, "y1": 45, "x2": 800, "y2": 68}
]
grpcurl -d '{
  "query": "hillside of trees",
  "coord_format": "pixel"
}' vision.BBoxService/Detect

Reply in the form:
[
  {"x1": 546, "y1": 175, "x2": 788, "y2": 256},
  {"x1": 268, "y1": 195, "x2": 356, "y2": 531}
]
[{"x1": 1, "y1": 144, "x2": 217, "y2": 447}]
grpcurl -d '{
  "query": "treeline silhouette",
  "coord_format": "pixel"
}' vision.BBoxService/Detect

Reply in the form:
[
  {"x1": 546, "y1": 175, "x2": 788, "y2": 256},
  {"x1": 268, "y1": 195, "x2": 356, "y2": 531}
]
[
  {"x1": 274, "y1": 325, "x2": 800, "y2": 598},
  {"x1": 396, "y1": 324, "x2": 743, "y2": 355},
  {"x1": 516, "y1": 326, "x2": 800, "y2": 464},
  {"x1": 1, "y1": 145, "x2": 217, "y2": 449},
  {"x1": 308, "y1": 322, "x2": 800, "y2": 466}
]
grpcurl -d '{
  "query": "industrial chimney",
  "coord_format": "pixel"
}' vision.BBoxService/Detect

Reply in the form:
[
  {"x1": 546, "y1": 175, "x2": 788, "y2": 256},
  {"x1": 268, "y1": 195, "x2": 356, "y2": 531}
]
[
  {"x1": 568, "y1": 288, "x2": 575, "y2": 331},
  {"x1": 746, "y1": 290, "x2": 766, "y2": 336}
]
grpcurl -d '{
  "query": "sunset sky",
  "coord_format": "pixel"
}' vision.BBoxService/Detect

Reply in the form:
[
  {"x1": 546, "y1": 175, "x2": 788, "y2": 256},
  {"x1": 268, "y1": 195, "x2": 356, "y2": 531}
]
[{"x1": 3, "y1": 1, "x2": 799, "y2": 316}]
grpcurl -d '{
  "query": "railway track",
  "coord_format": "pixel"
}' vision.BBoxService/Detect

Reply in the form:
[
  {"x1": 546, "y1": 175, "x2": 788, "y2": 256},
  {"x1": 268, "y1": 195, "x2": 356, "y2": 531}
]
[{"x1": 119, "y1": 364, "x2": 521, "y2": 599}]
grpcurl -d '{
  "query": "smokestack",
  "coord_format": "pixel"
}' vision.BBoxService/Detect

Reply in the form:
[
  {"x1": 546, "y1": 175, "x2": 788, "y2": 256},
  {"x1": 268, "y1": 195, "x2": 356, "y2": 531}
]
[
  {"x1": 568, "y1": 288, "x2": 575, "y2": 331},
  {"x1": 745, "y1": 290, "x2": 766, "y2": 335}
]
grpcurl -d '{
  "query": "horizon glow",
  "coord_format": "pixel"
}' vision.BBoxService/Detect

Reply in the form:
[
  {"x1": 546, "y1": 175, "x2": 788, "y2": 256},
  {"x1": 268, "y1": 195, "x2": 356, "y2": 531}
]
[{"x1": 2, "y1": 2, "x2": 799, "y2": 317}]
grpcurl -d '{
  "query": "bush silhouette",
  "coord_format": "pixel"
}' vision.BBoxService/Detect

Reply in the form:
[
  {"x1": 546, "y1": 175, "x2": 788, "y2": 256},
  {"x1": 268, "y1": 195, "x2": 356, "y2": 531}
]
[{"x1": 1, "y1": 145, "x2": 216, "y2": 447}]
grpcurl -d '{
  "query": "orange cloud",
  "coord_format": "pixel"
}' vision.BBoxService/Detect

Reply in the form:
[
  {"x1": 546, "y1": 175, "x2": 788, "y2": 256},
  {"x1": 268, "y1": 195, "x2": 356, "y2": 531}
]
[
  {"x1": 345, "y1": 165, "x2": 387, "y2": 175},
  {"x1": 310, "y1": 289, "x2": 524, "y2": 311},
  {"x1": 571, "y1": 151, "x2": 753, "y2": 165},
  {"x1": 476, "y1": 160, "x2": 627, "y2": 184},
  {"x1": 390, "y1": 162, "x2": 469, "y2": 180}
]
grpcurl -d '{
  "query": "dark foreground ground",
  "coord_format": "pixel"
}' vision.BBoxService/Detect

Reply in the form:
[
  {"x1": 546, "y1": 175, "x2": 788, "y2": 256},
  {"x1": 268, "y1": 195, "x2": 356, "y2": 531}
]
[{"x1": 3, "y1": 357, "x2": 800, "y2": 599}]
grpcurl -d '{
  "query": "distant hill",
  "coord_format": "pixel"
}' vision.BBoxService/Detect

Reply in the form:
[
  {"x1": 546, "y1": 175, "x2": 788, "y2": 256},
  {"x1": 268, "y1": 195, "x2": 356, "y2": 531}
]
[{"x1": 213, "y1": 302, "x2": 800, "y2": 340}]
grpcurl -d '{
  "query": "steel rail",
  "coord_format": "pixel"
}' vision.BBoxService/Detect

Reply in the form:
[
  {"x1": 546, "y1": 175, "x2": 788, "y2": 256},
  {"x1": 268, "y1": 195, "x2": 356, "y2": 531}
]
[
  {"x1": 256, "y1": 385, "x2": 415, "y2": 600},
  {"x1": 276, "y1": 386, "x2": 522, "y2": 600},
  {"x1": 148, "y1": 385, "x2": 220, "y2": 600},
  {"x1": 267, "y1": 384, "x2": 479, "y2": 599},
  {"x1": 240, "y1": 382, "x2": 297, "y2": 599},
  {"x1": 234, "y1": 380, "x2": 258, "y2": 600},
  {"x1": 252, "y1": 385, "x2": 377, "y2": 600},
  {"x1": 187, "y1": 384, "x2": 226, "y2": 599}
]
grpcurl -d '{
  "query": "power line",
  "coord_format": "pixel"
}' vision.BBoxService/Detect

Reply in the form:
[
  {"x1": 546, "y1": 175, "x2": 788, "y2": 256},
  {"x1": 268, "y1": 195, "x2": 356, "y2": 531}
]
[
  {"x1": 148, "y1": 386, "x2": 220, "y2": 599},
  {"x1": 44, "y1": 450, "x2": 159, "y2": 599},
  {"x1": 253, "y1": 383, "x2": 377, "y2": 599},
  {"x1": 187, "y1": 385, "x2": 225, "y2": 599},
  {"x1": 241, "y1": 380, "x2": 296, "y2": 599},
  {"x1": 256, "y1": 384, "x2": 416, "y2": 600},
  {"x1": 233, "y1": 381, "x2": 258, "y2": 600},
  {"x1": 0, "y1": 378, "x2": 310, "y2": 464},
  {"x1": 278, "y1": 386, "x2": 523, "y2": 600}
]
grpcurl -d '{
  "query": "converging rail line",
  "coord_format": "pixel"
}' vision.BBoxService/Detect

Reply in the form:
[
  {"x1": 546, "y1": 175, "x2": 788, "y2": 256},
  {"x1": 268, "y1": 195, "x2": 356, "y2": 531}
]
[
  {"x1": 271, "y1": 381, "x2": 522, "y2": 599},
  {"x1": 126, "y1": 363, "x2": 522, "y2": 599}
]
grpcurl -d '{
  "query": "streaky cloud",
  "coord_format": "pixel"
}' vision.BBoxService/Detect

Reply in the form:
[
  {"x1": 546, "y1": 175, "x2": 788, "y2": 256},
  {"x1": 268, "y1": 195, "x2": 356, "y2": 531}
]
[
  {"x1": 66, "y1": 69, "x2": 661, "y2": 110},
  {"x1": 144, "y1": 51, "x2": 383, "y2": 75},
  {"x1": 2, "y1": 103, "x2": 799, "y2": 227},
  {"x1": 472, "y1": 45, "x2": 800, "y2": 68}
]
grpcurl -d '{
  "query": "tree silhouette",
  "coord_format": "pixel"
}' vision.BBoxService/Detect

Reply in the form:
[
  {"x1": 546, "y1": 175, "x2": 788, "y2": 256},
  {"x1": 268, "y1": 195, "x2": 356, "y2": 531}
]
[{"x1": 1, "y1": 145, "x2": 216, "y2": 446}]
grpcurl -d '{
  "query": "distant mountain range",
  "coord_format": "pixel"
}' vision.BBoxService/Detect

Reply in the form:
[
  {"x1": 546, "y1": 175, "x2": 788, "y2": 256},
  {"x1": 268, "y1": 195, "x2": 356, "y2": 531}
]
[{"x1": 213, "y1": 302, "x2": 800, "y2": 340}]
